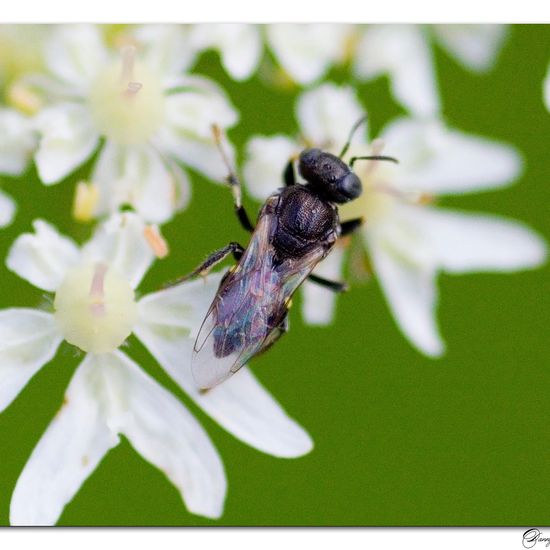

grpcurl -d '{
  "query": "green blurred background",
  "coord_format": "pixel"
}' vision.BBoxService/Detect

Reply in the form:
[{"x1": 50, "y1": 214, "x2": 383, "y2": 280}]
[{"x1": 0, "y1": 24, "x2": 549, "y2": 526}]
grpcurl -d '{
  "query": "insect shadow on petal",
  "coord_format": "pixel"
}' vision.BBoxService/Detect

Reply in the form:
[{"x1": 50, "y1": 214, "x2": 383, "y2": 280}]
[{"x1": 169, "y1": 117, "x2": 398, "y2": 390}]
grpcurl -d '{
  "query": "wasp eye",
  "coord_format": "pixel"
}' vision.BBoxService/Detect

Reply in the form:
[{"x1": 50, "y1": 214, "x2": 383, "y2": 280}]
[{"x1": 338, "y1": 172, "x2": 362, "y2": 201}]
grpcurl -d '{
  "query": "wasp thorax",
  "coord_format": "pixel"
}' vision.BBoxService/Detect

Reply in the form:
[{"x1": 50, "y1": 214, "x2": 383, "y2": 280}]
[
  {"x1": 298, "y1": 148, "x2": 362, "y2": 203},
  {"x1": 88, "y1": 46, "x2": 165, "y2": 145},
  {"x1": 54, "y1": 263, "x2": 138, "y2": 354}
]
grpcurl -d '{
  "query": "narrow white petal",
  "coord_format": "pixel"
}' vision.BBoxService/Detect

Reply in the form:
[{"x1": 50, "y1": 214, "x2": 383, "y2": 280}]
[
  {"x1": 6, "y1": 219, "x2": 80, "y2": 292},
  {"x1": 402, "y1": 206, "x2": 548, "y2": 273},
  {"x1": 163, "y1": 76, "x2": 238, "y2": 139},
  {"x1": 0, "y1": 189, "x2": 16, "y2": 228},
  {"x1": 10, "y1": 357, "x2": 119, "y2": 526},
  {"x1": 97, "y1": 351, "x2": 226, "y2": 519},
  {"x1": 382, "y1": 117, "x2": 522, "y2": 195},
  {"x1": 133, "y1": 24, "x2": 195, "y2": 81},
  {"x1": 157, "y1": 127, "x2": 236, "y2": 182},
  {"x1": 81, "y1": 213, "x2": 154, "y2": 289},
  {"x1": 354, "y1": 25, "x2": 439, "y2": 117},
  {"x1": 190, "y1": 24, "x2": 262, "y2": 81},
  {"x1": 367, "y1": 220, "x2": 444, "y2": 357},
  {"x1": 301, "y1": 246, "x2": 346, "y2": 325},
  {"x1": 158, "y1": 76, "x2": 239, "y2": 181},
  {"x1": 44, "y1": 24, "x2": 108, "y2": 91},
  {"x1": 433, "y1": 24, "x2": 508, "y2": 72},
  {"x1": 134, "y1": 276, "x2": 313, "y2": 458},
  {"x1": 0, "y1": 309, "x2": 62, "y2": 413},
  {"x1": 92, "y1": 142, "x2": 179, "y2": 224},
  {"x1": 34, "y1": 104, "x2": 99, "y2": 184},
  {"x1": 243, "y1": 135, "x2": 298, "y2": 202},
  {"x1": 296, "y1": 83, "x2": 366, "y2": 149},
  {"x1": 0, "y1": 109, "x2": 36, "y2": 176},
  {"x1": 267, "y1": 24, "x2": 351, "y2": 84}
]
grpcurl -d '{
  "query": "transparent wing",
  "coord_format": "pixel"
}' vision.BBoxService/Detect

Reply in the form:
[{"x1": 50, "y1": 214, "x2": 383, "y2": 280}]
[{"x1": 191, "y1": 212, "x2": 328, "y2": 390}]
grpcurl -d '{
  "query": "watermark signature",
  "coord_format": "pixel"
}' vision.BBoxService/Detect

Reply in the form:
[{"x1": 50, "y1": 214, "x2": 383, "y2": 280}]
[{"x1": 523, "y1": 529, "x2": 550, "y2": 548}]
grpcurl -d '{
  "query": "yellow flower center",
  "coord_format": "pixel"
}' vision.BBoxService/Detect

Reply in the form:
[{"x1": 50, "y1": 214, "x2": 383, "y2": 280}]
[
  {"x1": 87, "y1": 46, "x2": 165, "y2": 145},
  {"x1": 54, "y1": 263, "x2": 138, "y2": 354}
]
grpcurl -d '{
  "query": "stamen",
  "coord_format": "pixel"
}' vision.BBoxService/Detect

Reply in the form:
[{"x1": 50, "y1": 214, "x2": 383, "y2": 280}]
[
  {"x1": 363, "y1": 138, "x2": 386, "y2": 176},
  {"x1": 120, "y1": 45, "x2": 136, "y2": 83},
  {"x1": 125, "y1": 81, "x2": 143, "y2": 97},
  {"x1": 7, "y1": 82, "x2": 42, "y2": 115},
  {"x1": 89, "y1": 262, "x2": 108, "y2": 316},
  {"x1": 73, "y1": 181, "x2": 99, "y2": 222},
  {"x1": 144, "y1": 225, "x2": 169, "y2": 258},
  {"x1": 373, "y1": 183, "x2": 435, "y2": 206}
]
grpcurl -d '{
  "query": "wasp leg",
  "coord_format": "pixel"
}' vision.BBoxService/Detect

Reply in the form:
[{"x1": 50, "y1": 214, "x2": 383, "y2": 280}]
[
  {"x1": 283, "y1": 158, "x2": 297, "y2": 187},
  {"x1": 212, "y1": 124, "x2": 255, "y2": 233},
  {"x1": 307, "y1": 274, "x2": 349, "y2": 293},
  {"x1": 340, "y1": 217, "x2": 364, "y2": 236},
  {"x1": 164, "y1": 242, "x2": 244, "y2": 287},
  {"x1": 257, "y1": 315, "x2": 289, "y2": 356}
]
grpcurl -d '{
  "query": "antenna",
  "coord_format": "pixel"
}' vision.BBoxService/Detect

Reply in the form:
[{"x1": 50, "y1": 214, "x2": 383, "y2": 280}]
[{"x1": 338, "y1": 114, "x2": 368, "y2": 159}]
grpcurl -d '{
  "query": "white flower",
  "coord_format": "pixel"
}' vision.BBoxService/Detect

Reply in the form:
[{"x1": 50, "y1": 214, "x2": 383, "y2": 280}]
[
  {"x1": 265, "y1": 24, "x2": 354, "y2": 85},
  {"x1": 26, "y1": 24, "x2": 239, "y2": 223},
  {"x1": 354, "y1": 24, "x2": 509, "y2": 117},
  {"x1": 2, "y1": 213, "x2": 312, "y2": 525},
  {"x1": 0, "y1": 108, "x2": 37, "y2": 227},
  {"x1": 0, "y1": 187, "x2": 16, "y2": 228},
  {"x1": 0, "y1": 108, "x2": 36, "y2": 177},
  {"x1": 243, "y1": 83, "x2": 547, "y2": 357},
  {"x1": 189, "y1": 24, "x2": 262, "y2": 81}
]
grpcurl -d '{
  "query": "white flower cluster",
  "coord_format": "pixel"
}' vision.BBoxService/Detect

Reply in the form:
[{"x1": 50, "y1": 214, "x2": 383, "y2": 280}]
[{"x1": 0, "y1": 24, "x2": 546, "y2": 525}]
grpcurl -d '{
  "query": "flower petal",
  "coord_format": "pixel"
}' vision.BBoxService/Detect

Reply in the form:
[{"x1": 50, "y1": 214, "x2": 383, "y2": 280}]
[
  {"x1": 0, "y1": 189, "x2": 16, "y2": 228},
  {"x1": 266, "y1": 24, "x2": 351, "y2": 85},
  {"x1": 0, "y1": 108, "x2": 36, "y2": 176},
  {"x1": 367, "y1": 218, "x2": 444, "y2": 357},
  {"x1": 433, "y1": 24, "x2": 508, "y2": 72},
  {"x1": 10, "y1": 357, "x2": 119, "y2": 526},
  {"x1": 0, "y1": 309, "x2": 62, "y2": 414},
  {"x1": 43, "y1": 24, "x2": 107, "y2": 91},
  {"x1": 34, "y1": 103, "x2": 99, "y2": 184},
  {"x1": 354, "y1": 25, "x2": 439, "y2": 117},
  {"x1": 301, "y1": 245, "x2": 346, "y2": 325},
  {"x1": 401, "y1": 206, "x2": 548, "y2": 273},
  {"x1": 80, "y1": 213, "x2": 154, "y2": 289},
  {"x1": 243, "y1": 135, "x2": 298, "y2": 202},
  {"x1": 96, "y1": 351, "x2": 226, "y2": 519},
  {"x1": 296, "y1": 83, "x2": 366, "y2": 149},
  {"x1": 134, "y1": 275, "x2": 313, "y2": 458},
  {"x1": 133, "y1": 24, "x2": 195, "y2": 82},
  {"x1": 6, "y1": 219, "x2": 80, "y2": 292},
  {"x1": 92, "y1": 142, "x2": 182, "y2": 224},
  {"x1": 190, "y1": 24, "x2": 262, "y2": 81},
  {"x1": 381, "y1": 117, "x2": 522, "y2": 195},
  {"x1": 158, "y1": 76, "x2": 239, "y2": 181}
]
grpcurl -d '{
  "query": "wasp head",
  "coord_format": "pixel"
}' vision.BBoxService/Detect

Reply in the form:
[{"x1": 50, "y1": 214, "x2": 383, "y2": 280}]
[{"x1": 298, "y1": 148, "x2": 362, "y2": 203}]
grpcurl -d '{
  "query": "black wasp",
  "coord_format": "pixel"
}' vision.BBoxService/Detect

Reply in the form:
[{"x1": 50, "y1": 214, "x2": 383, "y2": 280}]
[{"x1": 179, "y1": 118, "x2": 397, "y2": 390}]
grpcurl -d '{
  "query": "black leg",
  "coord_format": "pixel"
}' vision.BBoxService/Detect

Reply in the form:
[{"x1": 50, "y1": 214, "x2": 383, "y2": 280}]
[
  {"x1": 307, "y1": 273, "x2": 348, "y2": 293},
  {"x1": 258, "y1": 315, "x2": 289, "y2": 356},
  {"x1": 212, "y1": 124, "x2": 255, "y2": 233},
  {"x1": 164, "y1": 242, "x2": 244, "y2": 287},
  {"x1": 283, "y1": 158, "x2": 297, "y2": 187},
  {"x1": 340, "y1": 217, "x2": 364, "y2": 237}
]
